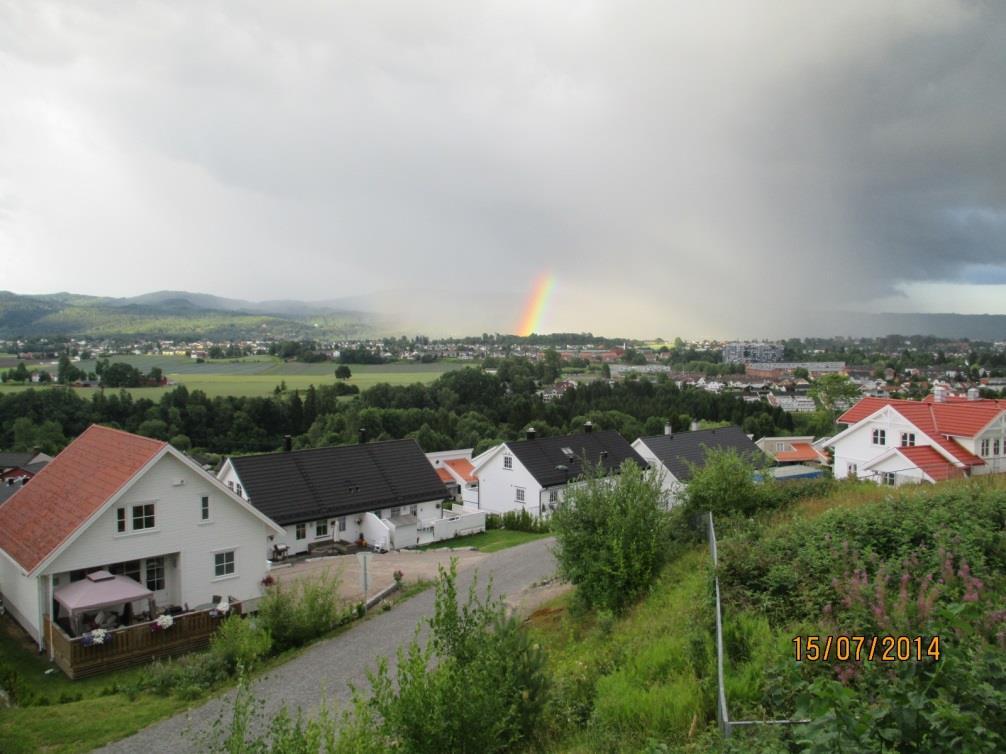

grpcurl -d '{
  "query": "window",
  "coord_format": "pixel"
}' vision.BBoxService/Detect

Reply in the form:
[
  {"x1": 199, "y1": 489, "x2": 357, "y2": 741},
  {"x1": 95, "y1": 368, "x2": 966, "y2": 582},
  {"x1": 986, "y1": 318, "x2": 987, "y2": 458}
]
[
  {"x1": 132, "y1": 503, "x2": 155, "y2": 530},
  {"x1": 996, "y1": 439, "x2": 1002, "y2": 456},
  {"x1": 214, "y1": 551, "x2": 235, "y2": 578},
  {"x1": 982, "y1": 439, "x2": 991, "y2": 456},
  {"x1": 549, "y1": 488, "x2": 559, "y2": 503},
  {"x1": 901, "y1": 432, "x2": 916, "y2": 447},
  {"x1": 201, "y1": 496, "x2": 210, "y2": 521},
  {"x1": 390, "y1": 507, "x2": 401, "y2": 519},
  {"x1": 296, "y1": 523, "x2": 306, "y2": 540},
  {"x1": 338, "y1": 516, "x2": 347, "y2": 532},
  {"x1": 882, "y1": 472, "x2": 896, "y2": 486},
  {"x1": 116, "y1": 507, "x2": 126, "y2": 533},
  {"x1": 409, "y1": 504, "x2": 418, "y2": 516},
  {"x1": 503, "y1": 455, "x2": 513, "y2": 470},
  {"x1": 775, "y1": 442, "x2": 786, "y2": 452},
  {"x1": 316, "y1": 520, "x2": 329, "y2": 538},
  {"x1": 235, "y1": 483, "x2": 243, "y2": 497},
  {"x1": 145, "y1": 557, "x2": 165, "y2": 591},
  {"x1": 872, "y1": 429, "x2": 886, "y2": 446},
  {"x1": 227, "y1": 481, "x2": 234, "y2": 490},
  {"x1": 848, "y1": 463, "x2": 858, "y2": 478},
  {"x1": 515, "y1": 487, "x2": 525, "y2": 503},
  {"x1": 109, "y1": 560, "x2": 141, "y2": 583}
]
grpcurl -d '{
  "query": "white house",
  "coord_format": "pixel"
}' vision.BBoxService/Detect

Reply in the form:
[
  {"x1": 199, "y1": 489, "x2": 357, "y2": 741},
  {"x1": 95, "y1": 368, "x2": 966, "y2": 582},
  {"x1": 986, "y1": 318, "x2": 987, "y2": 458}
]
[
  {"x1": 829, "y1": 391, "x2": 1006, "y2": 486},
  {"x1": 632, "y1": 425, "x2": 763, "y2": 506},
  {"x1": 219, "y1": 437, "x2": 485, "y2": 554},
  {"x1": 0, "y1": 425, "x2": 284, "y2": 649},
  {"x1": 470, "y1": 424, "x2": 647, "y2": 517},
  {"x1": 426, "y1": 448, "x2": 480, "y2": 509}
]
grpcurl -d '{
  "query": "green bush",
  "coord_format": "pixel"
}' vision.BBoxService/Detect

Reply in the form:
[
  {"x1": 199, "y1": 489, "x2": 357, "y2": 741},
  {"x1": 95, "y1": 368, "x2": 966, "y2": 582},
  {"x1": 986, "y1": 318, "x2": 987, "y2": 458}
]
[
  {"x1": 257, "y1": 569, "x2": 345, "y2": 652},
  {"x1": 210, "y1": 615, "x2": 272, "y2": 674},
  {"x1": 551, "y1": 462, "x2": 670, "y2": 613}
]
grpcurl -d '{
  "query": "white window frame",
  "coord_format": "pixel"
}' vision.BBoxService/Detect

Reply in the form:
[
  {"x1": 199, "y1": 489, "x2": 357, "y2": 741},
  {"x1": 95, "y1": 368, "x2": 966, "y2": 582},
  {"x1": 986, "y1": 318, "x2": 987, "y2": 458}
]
[
  {"x1": 515, "y1": 487, "x2": 525, "y2": 503},
  {"x1": 872, "y1": 429, "x2": 886, "y2": 446},
  {"x1": 212, "y1": 549, "x2": 237, "y2": 580},
  {"x1": 981, "y1": 439, "x2": 991, "y2": 456},
  {"x1": 996, "y1": 439, "x2": 1002, "y2": 457},
  {"x1": 409, "y1": 504, "x2": 418, "y2": 516},
  {"x1": 549, "y1": 488, "x2": 559, "y2": 503},
  {"x1": 900, "y1": 432, "x2": 915, "y2": 447},
  {"x1": 503, "y1": 454, "x2": 513, "y2": 470},
  {"x1": 847, "y1": 463, "x2": 857, "y2": 478},
  {"x1": 295, "y1": 523, "x2": 306, "y2": 540},
  {"x1": 882, "y1": 471, "x2": 896, "y2": 486},
  {"x1": 315, "y1": 520, "x2": 329, "y2": 538},
  {"x1": 116, "y1": 507, "x2": 126, "y2": 533},
  {"x1": 338, "y1": 516, "x2": 347, "y2": 532},
  {"x1": 200, "y1": 495, "x2": 210, "y2": 522},
  {"x1": 145, "y1": 556, "x2": 165, "y2": 591}
]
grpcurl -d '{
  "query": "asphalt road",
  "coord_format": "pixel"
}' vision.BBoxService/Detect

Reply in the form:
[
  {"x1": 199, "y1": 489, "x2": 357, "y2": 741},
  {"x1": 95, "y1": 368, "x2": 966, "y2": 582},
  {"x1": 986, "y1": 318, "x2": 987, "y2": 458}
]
[{"x1": 95, "y1": 537, "x2": 557, "y2": 753}]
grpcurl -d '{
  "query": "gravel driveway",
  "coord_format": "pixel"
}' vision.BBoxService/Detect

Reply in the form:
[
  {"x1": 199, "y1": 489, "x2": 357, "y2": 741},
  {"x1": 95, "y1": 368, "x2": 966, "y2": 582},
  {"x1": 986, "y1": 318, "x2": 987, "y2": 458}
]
[{"x1": 95, "y1": 537, "x2": 557, "y2": 753}]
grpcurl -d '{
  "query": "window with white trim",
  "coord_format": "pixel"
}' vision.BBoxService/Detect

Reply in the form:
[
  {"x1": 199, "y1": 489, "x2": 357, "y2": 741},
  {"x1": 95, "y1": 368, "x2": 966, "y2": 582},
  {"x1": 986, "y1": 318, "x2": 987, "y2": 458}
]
[
  {"x1": 116, "y1": 507, "x2": 126, "y2": 533},
  {"x1": 201, "y1": 496, "x2": 210, "y2": 521},
  {"x1": 872, "y1": 429, "x2": 886, "y2": 446},
  {"x1": 549, "y1": 488, "x2": 559, "y2": 503},
  {"x1": 515, "y1": 487, "x2": 525, "y2": 503},
  {"x1": 981, "y1": 439, "x2": 991, "y2": 456},
  {"x1": 132, "y1": 503, "x2": 155, "y2": 530},
  {"x1": 503, "y1": 454, "x2": 513, "y2": 470},
  {"x1": 996, "y1": 439, "x2": 1002, "y2": 457},
  {"x1": 316, "y1": 520, "x2": 329, "y2": 538},
  {"x1": 900, "y1": 432, "x2": 915, "y2": 447},
  {"x1": 882, "y1": 472, "x2": 896, "y2": 486},
  {"x1": 848, "y1": 463, "x2": 857, "y2": 478},
  {"x1": 296, "y1": 523, "x2": 306, "y2": 540},
  {"x1": 338, "y1": 516, "x2": 347, "y2": 532},
  {"x1": 109, "y1": 560, "x2": 141, "y2": 583},
  {"x1": 775, "y1": 442, "x2": 786, "y2": 452},
  {"x1": 146, "y1": 556, "x2": 165, "y2": 591},
  {"x1": 214, "y1": 550, "x2": 235, "y2": 578},
  {"x1": 235, "y1": 483, "x2": 243, "y2": 497}
]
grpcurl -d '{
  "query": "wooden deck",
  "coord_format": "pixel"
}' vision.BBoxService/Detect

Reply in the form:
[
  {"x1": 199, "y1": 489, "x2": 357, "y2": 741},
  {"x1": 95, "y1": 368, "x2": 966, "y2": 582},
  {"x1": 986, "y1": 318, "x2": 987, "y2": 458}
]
[{"x1": 44, "y1": 605, "x2": 239, "y2": 679}]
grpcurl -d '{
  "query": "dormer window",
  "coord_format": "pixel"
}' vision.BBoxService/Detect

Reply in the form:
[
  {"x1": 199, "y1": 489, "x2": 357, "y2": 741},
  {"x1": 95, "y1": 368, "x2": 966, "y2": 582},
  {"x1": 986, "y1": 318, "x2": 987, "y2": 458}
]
[{"x1": 900, "y1": 433, "x2": 915, "y2": 447}]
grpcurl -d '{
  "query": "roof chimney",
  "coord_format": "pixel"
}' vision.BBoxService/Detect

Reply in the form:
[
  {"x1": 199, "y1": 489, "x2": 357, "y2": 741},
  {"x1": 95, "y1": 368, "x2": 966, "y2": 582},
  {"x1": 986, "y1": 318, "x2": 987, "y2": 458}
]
[
  {"x1": 359, "y1": 427, "x2": 368, "y2": 444},
  {"x1": 933, "y1": 386, "x2": 946, "y2": 403},
  {"x1": 583, "y1": 421, "x2": 593, "y2": 434},
  {"x1": 689, "y1": 420, "x2": 700, "y2": 432},
  {"x1": 968, "y1": 387, "x2": 980, "y2": 401},
  {"x1": 526, "y1": 426, "x2": 536, "y2": 440},
  {"x1": 664, "y1": 421, "x2": 673, "y2": 436},
  {"x1": 283, "y1": 435, "x2": 292, "y2": 452}
]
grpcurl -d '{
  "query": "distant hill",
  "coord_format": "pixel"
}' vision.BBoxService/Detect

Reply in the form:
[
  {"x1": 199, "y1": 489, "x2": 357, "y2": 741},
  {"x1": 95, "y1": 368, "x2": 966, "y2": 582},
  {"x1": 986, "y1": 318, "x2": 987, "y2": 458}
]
[
  {"x1": 0, "y1": 290, "x2": 387, "y2": 340},
  {"x1": 798, "y1": 311, "x2": 1006, "y2": 341}
]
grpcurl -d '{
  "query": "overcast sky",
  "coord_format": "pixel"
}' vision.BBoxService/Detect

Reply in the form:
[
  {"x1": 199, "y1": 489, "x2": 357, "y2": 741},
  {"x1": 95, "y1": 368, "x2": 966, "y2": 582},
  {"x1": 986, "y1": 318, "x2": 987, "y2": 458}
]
[{"x1": 2, "y1": 1, "x2": 1005, "y2": 337}]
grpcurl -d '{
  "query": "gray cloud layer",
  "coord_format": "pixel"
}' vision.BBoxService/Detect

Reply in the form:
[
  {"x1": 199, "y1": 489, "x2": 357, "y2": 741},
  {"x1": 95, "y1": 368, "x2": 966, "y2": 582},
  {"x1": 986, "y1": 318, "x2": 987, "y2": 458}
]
[{"x1": 2, "y1": 1, "x2": 1005, "y2": 336}]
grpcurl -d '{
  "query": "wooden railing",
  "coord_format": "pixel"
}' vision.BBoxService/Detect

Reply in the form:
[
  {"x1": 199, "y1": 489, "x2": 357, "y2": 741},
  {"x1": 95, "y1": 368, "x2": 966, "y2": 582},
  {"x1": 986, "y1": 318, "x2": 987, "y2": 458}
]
[{"x1": 44, "y1": 604, "x2": 240, "y2": 679}]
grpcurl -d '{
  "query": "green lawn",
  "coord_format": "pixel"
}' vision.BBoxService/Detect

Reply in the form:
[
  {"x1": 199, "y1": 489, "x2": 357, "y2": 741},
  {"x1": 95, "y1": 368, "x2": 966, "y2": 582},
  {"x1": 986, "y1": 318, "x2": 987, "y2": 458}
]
[
  {"x1": 418, "y1": 529, "x2": 552, "y2": 553},
  {"x1": 0, "y1": 360, "x2": 466, "y2": 399}
]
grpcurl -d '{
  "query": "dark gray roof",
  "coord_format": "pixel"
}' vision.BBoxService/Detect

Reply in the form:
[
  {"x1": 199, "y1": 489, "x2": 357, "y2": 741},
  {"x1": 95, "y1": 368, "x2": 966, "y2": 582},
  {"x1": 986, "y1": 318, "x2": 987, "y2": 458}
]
[
  {"x1": 507, "y1": 429, "x2": 647, "y2": 487},
  {"x1": 229, "y1": 439, "x2": 447, "y2": 526},
  {"x1": 0, "y1": 482, "x2": 25, "y2": 506},
  {"x1": 0, "y1": 452, "x2": 34, "y2": 471},
  {"x1": 638, "y1": 426, "x2": 761, "y2": 482}
]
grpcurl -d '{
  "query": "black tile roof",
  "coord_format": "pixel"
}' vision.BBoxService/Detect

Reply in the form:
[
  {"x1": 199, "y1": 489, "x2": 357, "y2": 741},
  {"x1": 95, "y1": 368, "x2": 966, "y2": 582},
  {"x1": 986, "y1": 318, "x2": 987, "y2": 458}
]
[
  {"x1": 228, "y1": 439, "x2": 448, "y2": 526},
  {"x1": 0, "y1": 453, "x2": 34, "y2": 471},
  {"x1": 637, "y1": 426, "x2": 761, "y2": 482},
  {"x1": 507, "y1": 429, "x2": 647, "y2": 487}
]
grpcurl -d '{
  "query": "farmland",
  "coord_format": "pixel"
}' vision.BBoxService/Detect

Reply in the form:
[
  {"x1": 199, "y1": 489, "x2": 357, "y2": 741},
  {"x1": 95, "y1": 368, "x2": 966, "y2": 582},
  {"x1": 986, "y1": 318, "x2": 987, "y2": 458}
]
[{"x1": 0, "y1": 356, "x2": 465, "y2": 399}]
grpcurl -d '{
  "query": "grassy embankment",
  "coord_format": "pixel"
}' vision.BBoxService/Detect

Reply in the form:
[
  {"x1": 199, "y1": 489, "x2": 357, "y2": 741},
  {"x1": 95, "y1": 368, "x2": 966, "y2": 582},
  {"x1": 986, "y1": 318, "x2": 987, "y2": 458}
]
[
  {"x1": 418, "y1": 529, "x2": 552, "y2": 553},
  {"x1": 528, "y1": 477, "x2": 1006, "y2": 752}
]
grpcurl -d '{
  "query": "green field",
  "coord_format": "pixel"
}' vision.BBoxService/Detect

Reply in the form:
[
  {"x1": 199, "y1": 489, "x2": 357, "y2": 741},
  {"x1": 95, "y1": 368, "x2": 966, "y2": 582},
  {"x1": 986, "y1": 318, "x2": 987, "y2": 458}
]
[{"x1": 0, "y1": 357, "x2": 465, "y2": 399}]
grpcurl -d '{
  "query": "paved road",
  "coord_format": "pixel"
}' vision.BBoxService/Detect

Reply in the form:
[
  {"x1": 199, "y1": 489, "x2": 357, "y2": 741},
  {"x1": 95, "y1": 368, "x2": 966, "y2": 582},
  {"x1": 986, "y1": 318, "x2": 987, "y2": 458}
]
[{"x1": 96, "y1": 537, "x2": 557, "y2": 753}]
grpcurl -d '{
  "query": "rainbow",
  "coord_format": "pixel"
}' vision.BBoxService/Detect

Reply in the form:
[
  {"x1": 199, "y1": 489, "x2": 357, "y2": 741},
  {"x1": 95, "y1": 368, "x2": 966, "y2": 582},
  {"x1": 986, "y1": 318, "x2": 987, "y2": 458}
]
[{"x1": 517, "y1": 273, "x2": 555, "y2": 336}]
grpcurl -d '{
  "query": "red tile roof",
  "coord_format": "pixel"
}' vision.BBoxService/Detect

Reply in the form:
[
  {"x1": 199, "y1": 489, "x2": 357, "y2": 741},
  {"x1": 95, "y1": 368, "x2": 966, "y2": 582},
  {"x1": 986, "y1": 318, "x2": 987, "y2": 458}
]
[
  {"x1": 444, "y1": 458, "x2": 477, "y2": 482},
  {"x1": 896, "y1": 446, "x2": 967, "y2": 482},
  {"x1": 837, "y1": 396, "x2": 1004, "y2": 468},
  {"x1": 0, "y1": 425, "x2": 165, "y2": 573},
  {"x1": 436, "y1": 467, "x2": 454, "y2": 483},
  {"x1": 776, "y1": 442, "x2": 825, "y2": 463}
]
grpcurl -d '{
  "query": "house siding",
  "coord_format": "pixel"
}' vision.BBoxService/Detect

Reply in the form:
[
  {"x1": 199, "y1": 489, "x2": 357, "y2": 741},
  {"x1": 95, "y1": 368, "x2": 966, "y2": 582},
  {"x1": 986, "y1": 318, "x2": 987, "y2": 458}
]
[
  {"x1": 0, "y1": 555, "x2": 41, "y2": 642},
  {"x1": 45, "y1": 454, "x2": 272, "y2": 614},
  {"x1": 832, "y1": 410, "x2": 944, "y2": 483},
  {"x1": 475, "y1": 447, "x2": 543, "y2": 516}
]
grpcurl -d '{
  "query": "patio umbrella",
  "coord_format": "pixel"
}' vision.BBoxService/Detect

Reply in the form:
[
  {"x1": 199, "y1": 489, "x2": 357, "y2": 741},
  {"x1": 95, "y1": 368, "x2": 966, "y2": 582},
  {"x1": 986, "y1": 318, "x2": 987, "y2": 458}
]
[{"x1": 54, "y1": 570, "x2": 155, "y2": 635}]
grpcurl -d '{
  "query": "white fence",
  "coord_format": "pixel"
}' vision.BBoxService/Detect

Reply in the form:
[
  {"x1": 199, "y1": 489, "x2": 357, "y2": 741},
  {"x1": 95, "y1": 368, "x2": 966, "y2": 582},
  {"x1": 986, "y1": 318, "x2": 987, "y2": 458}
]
[{"x1": 417, "y1": 511, "x2": 487, "y2": 545}]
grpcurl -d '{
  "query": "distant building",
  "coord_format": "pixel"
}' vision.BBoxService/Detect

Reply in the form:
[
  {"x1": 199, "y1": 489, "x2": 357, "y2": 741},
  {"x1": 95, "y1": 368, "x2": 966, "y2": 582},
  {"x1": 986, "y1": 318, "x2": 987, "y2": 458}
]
[
  {"x1": 746, "y1": 362, "x2": 847, "y2": 379},
  {"x1": 722, "y1": 341, "x2": 784, "y2": 364}
]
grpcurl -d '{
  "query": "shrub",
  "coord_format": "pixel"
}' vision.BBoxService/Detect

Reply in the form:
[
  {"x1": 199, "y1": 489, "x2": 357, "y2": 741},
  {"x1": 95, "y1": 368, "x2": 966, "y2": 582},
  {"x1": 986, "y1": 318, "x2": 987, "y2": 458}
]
[
  {"x1": 210, "y1": 615, "x2": 272, "y2": 674},
  {"x1": 499, "y1": 508, "x2": 550, "y2": 533},
  {"x1": 551, "y1": 461, "x2": 670, "y2": 613},
  {"x1": 257, "y1": 569, "x2": 344, "y2": 652}
]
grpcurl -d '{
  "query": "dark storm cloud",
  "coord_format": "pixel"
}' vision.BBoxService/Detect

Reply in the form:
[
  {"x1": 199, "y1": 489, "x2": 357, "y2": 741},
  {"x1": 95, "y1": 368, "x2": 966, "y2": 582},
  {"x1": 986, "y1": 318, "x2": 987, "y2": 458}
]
[{"x1": 1, "y1": 1, "x2": 1005, "y2": 336}]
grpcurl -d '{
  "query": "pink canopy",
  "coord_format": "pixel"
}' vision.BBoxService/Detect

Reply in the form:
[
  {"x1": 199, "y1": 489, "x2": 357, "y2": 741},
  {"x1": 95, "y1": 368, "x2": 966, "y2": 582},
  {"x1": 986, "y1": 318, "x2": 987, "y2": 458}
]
[{"x1": 54, "y1": 569, "x2": 154, "y2": 616}]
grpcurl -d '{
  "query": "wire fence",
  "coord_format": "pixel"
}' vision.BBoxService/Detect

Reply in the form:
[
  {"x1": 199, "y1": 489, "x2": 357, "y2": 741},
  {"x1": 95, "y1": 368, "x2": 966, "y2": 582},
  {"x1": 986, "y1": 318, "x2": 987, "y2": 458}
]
[{"x1": 707, "y1": 512, "x2": 810, "y2": 738}]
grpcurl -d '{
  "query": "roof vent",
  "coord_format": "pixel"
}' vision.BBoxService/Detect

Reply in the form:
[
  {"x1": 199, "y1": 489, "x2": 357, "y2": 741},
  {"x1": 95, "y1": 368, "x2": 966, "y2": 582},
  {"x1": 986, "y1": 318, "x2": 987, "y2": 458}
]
[
  {"x1": 664, "y1": 422, "x2": 673, "y2": 436},
  {"x1": 526, "y1": 427, "x2": 536, "y2": 440},
  {"x1": 968, "y1": 387, "x2": 980, "y2": 401}
]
